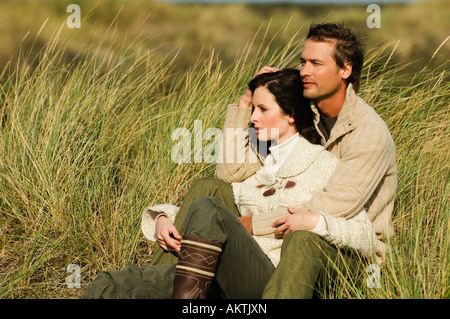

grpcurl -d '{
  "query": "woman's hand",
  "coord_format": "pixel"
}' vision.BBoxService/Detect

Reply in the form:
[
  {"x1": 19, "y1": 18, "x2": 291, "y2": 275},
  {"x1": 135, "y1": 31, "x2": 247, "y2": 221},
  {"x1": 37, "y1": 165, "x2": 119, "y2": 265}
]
[
  {"x1": 155, "y1": 215, "x2": 181, "y2": 252},
  {"x1": 237, "y1": 87, "x2": 253, "y2": 108},
  {"x1": 238, "y1": 215, "x2": 253, "y2": 234},
  {"x1": 238, "y1": 66, "x2": 280, "y2": 108}
]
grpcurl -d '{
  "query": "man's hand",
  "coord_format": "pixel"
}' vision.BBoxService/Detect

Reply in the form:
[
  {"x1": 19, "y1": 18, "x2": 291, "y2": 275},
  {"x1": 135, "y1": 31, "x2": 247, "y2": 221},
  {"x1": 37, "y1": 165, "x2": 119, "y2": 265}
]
[
  {"x1": 238, "y1": 66, "x2": 280, "y2": 108},
  {"x1": 238, "y1": 215, "x2": 253, "y2": 234},
  {"x1": 272, "y1": 207, "x2": 319, "y2": 238},
  {"x1": 155, "y1": 215, "x2": 181, "y2": 252}
]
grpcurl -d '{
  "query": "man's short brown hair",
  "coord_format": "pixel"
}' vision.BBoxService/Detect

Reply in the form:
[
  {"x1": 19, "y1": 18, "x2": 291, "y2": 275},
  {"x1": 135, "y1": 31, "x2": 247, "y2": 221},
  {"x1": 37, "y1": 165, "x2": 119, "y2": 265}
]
[{"x1": 306, "y1": 23, "x2": 364, "y2": 93}]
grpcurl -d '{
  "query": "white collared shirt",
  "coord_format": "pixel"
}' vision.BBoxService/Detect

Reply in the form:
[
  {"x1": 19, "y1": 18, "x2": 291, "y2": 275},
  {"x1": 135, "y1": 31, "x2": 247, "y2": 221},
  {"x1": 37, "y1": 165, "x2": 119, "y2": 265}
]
[{"x1": 261, "y1": 133, "x2": 300, "y2": 175}]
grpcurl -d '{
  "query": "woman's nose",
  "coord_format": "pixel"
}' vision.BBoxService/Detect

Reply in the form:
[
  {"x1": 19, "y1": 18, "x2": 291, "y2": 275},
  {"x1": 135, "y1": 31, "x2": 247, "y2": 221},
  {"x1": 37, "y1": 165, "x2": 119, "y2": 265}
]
[{"x1": 250, "y1": 109, "x2": 258, "y2": 123}]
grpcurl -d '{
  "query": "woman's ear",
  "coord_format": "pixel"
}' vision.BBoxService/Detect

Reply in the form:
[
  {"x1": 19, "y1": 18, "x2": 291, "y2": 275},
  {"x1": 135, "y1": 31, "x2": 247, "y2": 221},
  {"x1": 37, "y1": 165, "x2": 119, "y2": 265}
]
[{"x1": 288, "y1": 115, "x2": 295, "y2": 125}]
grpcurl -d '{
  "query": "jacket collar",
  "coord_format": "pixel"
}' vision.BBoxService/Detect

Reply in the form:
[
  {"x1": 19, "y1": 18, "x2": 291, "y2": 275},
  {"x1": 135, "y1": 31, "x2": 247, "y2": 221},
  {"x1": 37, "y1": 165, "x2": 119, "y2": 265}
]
[{"x1": 311, "y1": 83, "x2": 358, "y2": 147}]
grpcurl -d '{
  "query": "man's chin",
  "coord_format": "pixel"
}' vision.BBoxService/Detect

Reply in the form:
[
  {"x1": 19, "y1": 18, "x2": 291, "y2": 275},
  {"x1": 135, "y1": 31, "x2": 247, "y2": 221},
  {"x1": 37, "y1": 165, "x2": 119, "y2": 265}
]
[{"x1": 302, "y1": 88, "x2": 317, "y2": 100}]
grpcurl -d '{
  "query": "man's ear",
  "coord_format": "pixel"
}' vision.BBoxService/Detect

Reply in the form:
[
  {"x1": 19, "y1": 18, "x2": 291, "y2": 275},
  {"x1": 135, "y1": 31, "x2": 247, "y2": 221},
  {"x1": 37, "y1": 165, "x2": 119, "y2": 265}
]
[{"x1": 340, "y1": 62, "x2": 353, "y2": 80}]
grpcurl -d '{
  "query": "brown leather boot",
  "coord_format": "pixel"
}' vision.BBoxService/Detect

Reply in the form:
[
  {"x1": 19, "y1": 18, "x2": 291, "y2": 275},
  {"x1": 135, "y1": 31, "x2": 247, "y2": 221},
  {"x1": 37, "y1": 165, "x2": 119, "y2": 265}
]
[{"x1": 172, "y1": 234, "x2": 222, "y2": 299}]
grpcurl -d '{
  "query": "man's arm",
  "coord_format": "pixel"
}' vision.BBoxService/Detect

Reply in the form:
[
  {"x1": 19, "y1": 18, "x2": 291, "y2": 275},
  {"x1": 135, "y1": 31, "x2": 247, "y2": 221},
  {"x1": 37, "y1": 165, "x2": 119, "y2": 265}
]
[
  {"x1": 250, "y1": 122, "x2": 396, "y2": 235},
  {"x1": 303, "y1": 122, "x2": 396, "y2": 219},
  {"x1": 273, "y1": 207, "x2": 377, "y2": 258}
]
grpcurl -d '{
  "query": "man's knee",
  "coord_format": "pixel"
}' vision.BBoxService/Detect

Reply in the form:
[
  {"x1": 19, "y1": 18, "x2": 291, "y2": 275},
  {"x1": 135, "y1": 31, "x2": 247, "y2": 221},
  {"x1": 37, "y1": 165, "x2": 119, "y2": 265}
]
[
  {"x1": 284, "y1": 230, "x2": 321, "y2": 244},
  {"x1": 282, "y1": 230, "x2": 323, "y2": 253}
]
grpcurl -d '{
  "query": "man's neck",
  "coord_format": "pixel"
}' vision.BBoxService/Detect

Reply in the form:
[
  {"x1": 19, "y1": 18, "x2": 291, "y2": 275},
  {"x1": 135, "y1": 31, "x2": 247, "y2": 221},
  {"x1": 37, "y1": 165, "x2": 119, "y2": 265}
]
[{"x1": 315, "y1": 85, "x2": 347, "y2": 118}]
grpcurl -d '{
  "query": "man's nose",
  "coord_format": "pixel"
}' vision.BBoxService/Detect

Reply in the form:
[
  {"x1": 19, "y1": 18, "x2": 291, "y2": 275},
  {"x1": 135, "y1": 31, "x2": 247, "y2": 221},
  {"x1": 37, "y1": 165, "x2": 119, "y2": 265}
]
[{"x1": 300, "y1": 63, "x2": 310, "y2": 78}]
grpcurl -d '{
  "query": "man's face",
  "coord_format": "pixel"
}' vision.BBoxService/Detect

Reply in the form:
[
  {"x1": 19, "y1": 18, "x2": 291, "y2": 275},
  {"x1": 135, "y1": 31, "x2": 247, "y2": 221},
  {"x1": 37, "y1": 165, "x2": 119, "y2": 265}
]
[{"x1": 300, "y1": 39, "x2": 349, "y2": 104}]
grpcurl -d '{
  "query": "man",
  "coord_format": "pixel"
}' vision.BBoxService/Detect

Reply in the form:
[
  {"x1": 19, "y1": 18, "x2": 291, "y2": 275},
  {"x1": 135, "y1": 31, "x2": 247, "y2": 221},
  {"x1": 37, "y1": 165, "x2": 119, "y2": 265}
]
[{"x1": 216, "y1": 23, "x2": 397, "y2": 298}]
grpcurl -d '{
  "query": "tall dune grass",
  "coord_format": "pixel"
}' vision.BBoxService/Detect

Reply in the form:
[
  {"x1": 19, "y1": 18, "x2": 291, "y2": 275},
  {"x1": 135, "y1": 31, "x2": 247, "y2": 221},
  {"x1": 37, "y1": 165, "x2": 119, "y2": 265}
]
[{"x1": 0, "y1": 23, "x2": 448, "y2": 298}]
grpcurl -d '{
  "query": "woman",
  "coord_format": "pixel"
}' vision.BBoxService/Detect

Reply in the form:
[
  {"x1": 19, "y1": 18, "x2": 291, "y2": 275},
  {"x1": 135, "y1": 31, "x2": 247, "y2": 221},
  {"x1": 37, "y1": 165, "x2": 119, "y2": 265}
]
[{"x1": 82, "y1": 69, "x2": 376, "y2": 299}]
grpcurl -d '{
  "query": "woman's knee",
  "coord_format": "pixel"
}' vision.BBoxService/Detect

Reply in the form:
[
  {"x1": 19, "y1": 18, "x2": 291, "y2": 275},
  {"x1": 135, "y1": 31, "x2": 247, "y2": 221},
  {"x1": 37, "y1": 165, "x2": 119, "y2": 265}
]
[
  {"x1": 189, "y1": 196, "x2": 223, "y2": 216},
  {"x1": 184, "y1": 196, "x2": 225, "y2": 230},
  {"x1": 189, "y1": 177, "x2": 228, "y2": 193},
  {"x1": 183, "y1": 196, "x2": 229, "y2": 242}
]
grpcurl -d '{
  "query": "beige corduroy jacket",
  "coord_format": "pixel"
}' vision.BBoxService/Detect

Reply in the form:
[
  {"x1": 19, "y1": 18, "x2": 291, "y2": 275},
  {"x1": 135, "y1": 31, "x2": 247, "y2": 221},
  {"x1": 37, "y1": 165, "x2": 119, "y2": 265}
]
[{"x1": 216, "y1": 84, "x2": 397, "y2": 264}]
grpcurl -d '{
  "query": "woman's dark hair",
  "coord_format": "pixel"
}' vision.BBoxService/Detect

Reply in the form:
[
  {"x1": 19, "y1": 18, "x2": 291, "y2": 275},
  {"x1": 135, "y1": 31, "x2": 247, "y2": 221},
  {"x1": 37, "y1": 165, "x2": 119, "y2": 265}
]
[{"x1": 248, "y1": 68, "x2": 322, "y2": 145}]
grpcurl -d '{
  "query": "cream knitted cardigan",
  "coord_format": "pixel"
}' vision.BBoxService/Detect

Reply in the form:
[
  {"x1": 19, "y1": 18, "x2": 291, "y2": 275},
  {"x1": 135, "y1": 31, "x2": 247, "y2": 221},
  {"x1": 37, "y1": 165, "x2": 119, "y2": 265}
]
[{"x1": 142, "y1": 130, "x2": 377, "y2": 267}]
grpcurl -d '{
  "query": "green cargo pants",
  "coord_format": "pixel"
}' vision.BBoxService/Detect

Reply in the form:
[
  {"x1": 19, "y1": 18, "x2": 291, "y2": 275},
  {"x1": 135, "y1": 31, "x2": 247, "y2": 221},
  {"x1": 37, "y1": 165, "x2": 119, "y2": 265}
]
[
  {"x1": 82, "y1": 177, "x2": 363, "y2": 299},
  {"x1": 81, "y1": 177, "x2": 274, "y2": 299},
  {"x1": 262, "y1": 230, "x2": 365, "y2": 299}
]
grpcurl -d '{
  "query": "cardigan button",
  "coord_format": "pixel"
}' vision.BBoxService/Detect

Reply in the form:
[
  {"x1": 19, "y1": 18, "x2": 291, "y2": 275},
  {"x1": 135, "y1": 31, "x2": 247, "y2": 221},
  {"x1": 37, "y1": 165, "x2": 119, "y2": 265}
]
[
  {"x1": 285, "y1": 181, "x2": 296, "y2": 189},
  {"x1": 263, "y1": 188, "x2": 276, "y2": 197}
]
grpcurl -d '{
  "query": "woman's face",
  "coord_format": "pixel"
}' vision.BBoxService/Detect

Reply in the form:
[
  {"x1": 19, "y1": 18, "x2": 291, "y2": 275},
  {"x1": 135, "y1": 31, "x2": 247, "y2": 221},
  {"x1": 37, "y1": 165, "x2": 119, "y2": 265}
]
[{"x1": 250, "y1": 86, "x2": 297, "y2": 144}]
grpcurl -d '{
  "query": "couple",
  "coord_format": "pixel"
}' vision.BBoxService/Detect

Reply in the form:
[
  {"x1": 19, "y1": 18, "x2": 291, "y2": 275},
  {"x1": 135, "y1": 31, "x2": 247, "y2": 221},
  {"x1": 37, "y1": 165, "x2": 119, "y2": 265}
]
[{"x1": 82, "y1": 23, "x2": 397, "y2": 299}]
